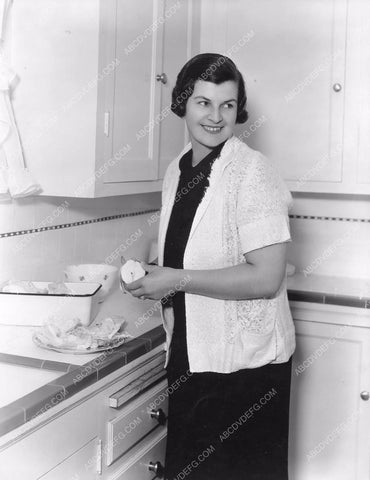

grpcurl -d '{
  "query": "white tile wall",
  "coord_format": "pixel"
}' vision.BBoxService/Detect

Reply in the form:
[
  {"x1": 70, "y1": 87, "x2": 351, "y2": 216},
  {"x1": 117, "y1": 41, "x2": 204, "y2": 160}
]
[
  {"x1": 0, "y1": 193, "x2": 161, "y2": 283},
  {"x1": 287, "y1": 195, "x2": 370, "y2": 279},
  {"x1": 1, "y1": 190, "x2": 369, "y2": 283}
]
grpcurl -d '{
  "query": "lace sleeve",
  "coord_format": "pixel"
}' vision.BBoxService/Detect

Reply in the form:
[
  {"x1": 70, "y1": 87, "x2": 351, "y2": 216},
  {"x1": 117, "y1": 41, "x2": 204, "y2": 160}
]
[{"x1": 236, "y1": 154, "x2": 292, "y2": 254}]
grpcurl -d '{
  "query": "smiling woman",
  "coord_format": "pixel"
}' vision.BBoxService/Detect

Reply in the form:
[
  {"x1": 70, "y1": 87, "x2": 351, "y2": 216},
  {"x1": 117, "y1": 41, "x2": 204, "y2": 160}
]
[{"x1": 124, "y1": 53, "x2": 294, "y2": 480}]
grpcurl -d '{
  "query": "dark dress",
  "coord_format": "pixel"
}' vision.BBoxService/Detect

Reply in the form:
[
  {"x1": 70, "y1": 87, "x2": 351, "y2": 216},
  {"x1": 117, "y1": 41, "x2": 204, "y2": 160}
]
[{"x1": 163, "y1": 142, "x2": 292, "y2": 480}]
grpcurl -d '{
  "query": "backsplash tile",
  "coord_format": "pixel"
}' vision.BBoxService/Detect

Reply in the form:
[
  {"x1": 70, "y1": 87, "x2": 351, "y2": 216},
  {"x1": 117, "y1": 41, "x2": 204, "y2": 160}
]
[
  {"x1": 0, "y1": 201, "x2": 14, "y2": 233},
  {"x1": 1, "y1": 189, "x2": 369, "y2": 284},
  {"x1": 287, "y1": 215, "x2": 370, "y2": 279},
  {"x1": 0, "y1": 193, "x2": 161, "y2": 283},
  {"x1": 10, "y1": 197, "x2": 36, "y2": 233}
]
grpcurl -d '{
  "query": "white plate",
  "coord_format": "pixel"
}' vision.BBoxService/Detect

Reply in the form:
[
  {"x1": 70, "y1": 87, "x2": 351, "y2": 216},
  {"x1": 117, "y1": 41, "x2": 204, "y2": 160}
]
[{"x1": 32, "y1": 332, "x2": 131, "y2": 355}]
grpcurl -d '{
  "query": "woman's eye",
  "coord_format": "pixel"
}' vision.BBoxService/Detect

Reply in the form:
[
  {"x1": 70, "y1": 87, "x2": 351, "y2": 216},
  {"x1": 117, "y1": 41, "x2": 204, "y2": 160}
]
[
  {"x1": 198, "y1": 101, "x2": 208, "y2": 106},
  {"x1": 224, "y1": 103, "x2": 234, "y2": 109}
]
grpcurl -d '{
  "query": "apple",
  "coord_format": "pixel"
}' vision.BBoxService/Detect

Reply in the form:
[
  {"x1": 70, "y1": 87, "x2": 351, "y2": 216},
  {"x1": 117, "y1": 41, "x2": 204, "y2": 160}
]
[{"x1": 120, "y1": 259, "x2": 146, "y2": 284}]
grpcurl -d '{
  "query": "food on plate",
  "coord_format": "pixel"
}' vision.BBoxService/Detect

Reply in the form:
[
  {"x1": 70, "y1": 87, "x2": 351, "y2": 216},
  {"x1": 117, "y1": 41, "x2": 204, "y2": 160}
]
[
  {"x1": 120, "y1": 259, "x2": 146, "y2": 284},
  {"x1": 34, "y1": 315, "x2": 130, "y2": 350}
]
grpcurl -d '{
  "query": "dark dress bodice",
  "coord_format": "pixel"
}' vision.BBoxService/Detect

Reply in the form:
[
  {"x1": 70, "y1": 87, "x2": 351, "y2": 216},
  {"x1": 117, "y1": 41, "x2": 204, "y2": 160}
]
[{"x1": 162, "y1": 141, "x2": 225, "y2": 374}]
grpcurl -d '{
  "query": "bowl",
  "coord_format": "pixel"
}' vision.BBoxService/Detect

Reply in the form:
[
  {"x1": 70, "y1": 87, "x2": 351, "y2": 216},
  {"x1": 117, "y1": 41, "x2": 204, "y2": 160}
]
[{"x1": 64, "y1": 264, "x2": 118, "y2": 302}]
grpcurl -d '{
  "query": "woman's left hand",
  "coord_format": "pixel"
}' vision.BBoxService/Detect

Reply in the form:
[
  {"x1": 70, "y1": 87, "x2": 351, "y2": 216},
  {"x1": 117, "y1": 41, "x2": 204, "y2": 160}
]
[{"x1": 123, "y1": 262, "x2": 180, "y2": 301}]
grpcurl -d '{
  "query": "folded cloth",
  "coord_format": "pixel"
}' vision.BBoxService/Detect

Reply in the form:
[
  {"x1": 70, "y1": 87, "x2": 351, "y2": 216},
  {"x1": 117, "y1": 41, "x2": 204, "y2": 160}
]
[
  {"x1": 0, "y1": 84, "x2": 41, "y2": 198},
  {"x1": 0, "y1": 1, "x2": 41, "y2": 200},
  {"x1": 0, "y1": 1, "x2": 11, "y2": 42},
  {"x1": 7, "y1": 166, "x2": 41, "y2": 197}
]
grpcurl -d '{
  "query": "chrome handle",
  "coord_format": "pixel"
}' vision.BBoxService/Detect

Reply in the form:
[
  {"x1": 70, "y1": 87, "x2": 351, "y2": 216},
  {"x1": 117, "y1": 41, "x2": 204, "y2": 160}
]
[
  {"x1": 150, "y1": 408, "x2": 166, "y2": 425},
  {"x1": 148, "y1": 461, "x2": 164, "y2": 477},
  {"x1": 333, "y1": 83, "x2": 342, "y2": 92},
  {"x1": 156, "y1": 73, "x2": 168, "y2": 84},
  {"x1": 360, "y1": 391, "x2": 369, "y2": 401}
]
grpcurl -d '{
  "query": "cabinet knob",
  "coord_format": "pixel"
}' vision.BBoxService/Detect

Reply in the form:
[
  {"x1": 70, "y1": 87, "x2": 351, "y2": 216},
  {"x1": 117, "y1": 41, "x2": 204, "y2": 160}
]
[
  {"x1": 360, "y1": 391, "x2": 370, "y2": 401},
  {"x1": 150, "y1": 408, "x2": 167, "y2": 424},
  {"x1": 156, "y1": 73, "x2": 168, "y2": 84},
  {"x1": 148, "y1": 461, "x2": 164, "y2": 477},
  {"x1": 333, "y1": 83, "x2": 342, "y2": 92}
]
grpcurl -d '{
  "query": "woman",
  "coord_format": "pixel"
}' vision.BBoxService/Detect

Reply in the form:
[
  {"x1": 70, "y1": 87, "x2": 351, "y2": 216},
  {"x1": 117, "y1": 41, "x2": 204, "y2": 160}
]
[{"x1": 125, "y1": 53, "x2": 295, "y2": 480}]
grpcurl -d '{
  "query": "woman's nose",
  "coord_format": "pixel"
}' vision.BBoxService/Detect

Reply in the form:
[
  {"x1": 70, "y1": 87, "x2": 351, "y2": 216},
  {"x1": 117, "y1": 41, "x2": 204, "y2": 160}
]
[{"x1": 208, "y1": 107, "x2": 222, "y2": 123}]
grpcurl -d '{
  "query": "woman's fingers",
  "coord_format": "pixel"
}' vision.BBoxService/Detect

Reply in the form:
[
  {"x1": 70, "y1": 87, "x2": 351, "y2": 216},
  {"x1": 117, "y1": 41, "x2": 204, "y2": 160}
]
[{"x1": 124, "y1": 278, "x2": 144, "y2": 292}]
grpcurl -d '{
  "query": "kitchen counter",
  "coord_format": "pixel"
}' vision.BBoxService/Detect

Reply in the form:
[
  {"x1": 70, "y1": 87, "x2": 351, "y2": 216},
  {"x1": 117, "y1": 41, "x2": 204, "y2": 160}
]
[
  {"x1": 287, "y1": 273, "x2": 370, "y2": 308},
  {"x1": 0, "y1": 287, "x2": 165, "y2": 438},
  {"x1": 1, "y1": 272, "x2": 369, "y2": 439}
]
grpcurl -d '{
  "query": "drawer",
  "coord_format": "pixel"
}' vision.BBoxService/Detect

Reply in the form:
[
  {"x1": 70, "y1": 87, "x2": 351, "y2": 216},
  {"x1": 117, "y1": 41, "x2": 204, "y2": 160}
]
[
  {"x1": 107, "y1": 379, "x2": 168, "y2": 466},
  {"x1": 113, "y1": 429, "x2": 167, "y2": 480}
]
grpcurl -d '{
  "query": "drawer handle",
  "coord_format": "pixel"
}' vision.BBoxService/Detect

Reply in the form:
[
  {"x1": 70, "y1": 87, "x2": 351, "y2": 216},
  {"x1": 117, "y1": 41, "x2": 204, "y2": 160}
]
[
  {"x1": 150, "y1": 408, "x2": 167, "y2": 425},
  {"x1": 148, "y1": 461, "x2": 164, "y2": 477},
  {"x1": 360, "y1": 391, "x2": 370, "y2": 401}
]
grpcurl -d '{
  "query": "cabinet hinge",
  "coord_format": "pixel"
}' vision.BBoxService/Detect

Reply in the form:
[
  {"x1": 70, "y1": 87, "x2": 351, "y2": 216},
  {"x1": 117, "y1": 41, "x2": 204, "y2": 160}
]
[
  {"x1": 104, "y1": 112, "x2": 110, "y2": 137},
  {"x1": 97, "y1": 438, "x2": 102, "y2": 475}
]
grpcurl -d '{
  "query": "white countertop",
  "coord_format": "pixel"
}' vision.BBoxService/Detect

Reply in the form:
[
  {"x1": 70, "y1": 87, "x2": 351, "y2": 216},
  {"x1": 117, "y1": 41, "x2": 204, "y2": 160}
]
[{"x1": 0, "y1": 287, "x2": 162, "y2": 408}]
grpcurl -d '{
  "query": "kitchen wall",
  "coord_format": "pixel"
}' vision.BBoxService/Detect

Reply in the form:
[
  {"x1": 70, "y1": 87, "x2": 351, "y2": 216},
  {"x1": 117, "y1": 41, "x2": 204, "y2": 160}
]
[
  {"x1": 288, "y1": 195, "x2": 370, "y2": 280},
  {"x1": 1, "y1": 0, "x2": 369, "y2": 287},
  {"x1": 0, "y1": 193, "x2": 161, "y2": 284}
]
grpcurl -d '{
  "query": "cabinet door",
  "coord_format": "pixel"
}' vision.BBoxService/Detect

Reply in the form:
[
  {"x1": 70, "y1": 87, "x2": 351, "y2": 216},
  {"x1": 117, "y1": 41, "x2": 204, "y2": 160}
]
[
  {"x1": 0, "y1": 395, "x2": 99, "y2": 480},
  {"x1": 201, "y1": 0, "x2": 347, "y2": 191},
  {"x1": 157, "y1": 0, "x2": 201, "y2": 179},
  {"x1": 102, "y1": 0, "x2": 165, "y2": 183},
  {"x1": 289, "y1": 319, "x2": 370, "y2": 480},
  {"x1": 11, "y1": 0, "x2": 103, "y2": 197},
  {"x1": 344, "y1": 0, "x2": 370, "y2": 192}
]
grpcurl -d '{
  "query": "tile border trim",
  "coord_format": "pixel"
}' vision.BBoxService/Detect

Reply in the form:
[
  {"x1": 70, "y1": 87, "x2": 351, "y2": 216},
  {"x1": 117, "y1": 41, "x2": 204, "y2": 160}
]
[
  {"x1": 288, "y1": 214, "x2": 370, "y2": 222},
  {"x1": 2, "y1": 211, "x2": 368, "y2": 240},
  {"x1": 0, "y1": 209, "x2": 159, "y2": 238}
]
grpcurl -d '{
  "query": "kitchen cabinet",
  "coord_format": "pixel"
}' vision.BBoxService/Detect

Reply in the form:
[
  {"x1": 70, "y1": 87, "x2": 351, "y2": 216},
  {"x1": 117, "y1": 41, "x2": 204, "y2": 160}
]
[
  {"x1": 0, "y1": 347, "x2": 167, "y2": 480},
  {"x1": 289, "y1": 303, "x2": 370, "y2": 479},
  {"x1": 200, "y1": 0, "x2": 370, "y2": 195},
  {"x1": 10, "y1": 0, "x2": 200, "y2": 198},
  {"x1": 37, "y1": 438, "x2": 98, "y2": 480},
  {"x1": 0, "y1": 393, "x2": 100, "y2": 480}
]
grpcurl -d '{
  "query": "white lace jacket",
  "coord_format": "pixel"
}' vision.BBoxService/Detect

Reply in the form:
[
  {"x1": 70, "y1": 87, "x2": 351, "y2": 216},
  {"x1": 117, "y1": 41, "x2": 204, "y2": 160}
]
[{"x1": 158, "y1": 136, "x2": 296, "y2": 373}]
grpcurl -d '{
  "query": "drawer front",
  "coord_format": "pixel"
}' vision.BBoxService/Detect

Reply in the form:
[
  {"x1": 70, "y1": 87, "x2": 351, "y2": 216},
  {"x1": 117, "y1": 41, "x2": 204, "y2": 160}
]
[
  {"x1": 107, "y1": 379, "x2": 168, "y2": 465},
  {"x1": 114, "y1": 430, "x2": 167, "y2": 480}
]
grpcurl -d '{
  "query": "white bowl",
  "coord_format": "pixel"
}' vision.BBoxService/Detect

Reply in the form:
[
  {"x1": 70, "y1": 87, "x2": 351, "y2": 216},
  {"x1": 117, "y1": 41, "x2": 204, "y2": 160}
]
[{"x1": 64, "y1": 264, "x2": 118, "y2": 301}]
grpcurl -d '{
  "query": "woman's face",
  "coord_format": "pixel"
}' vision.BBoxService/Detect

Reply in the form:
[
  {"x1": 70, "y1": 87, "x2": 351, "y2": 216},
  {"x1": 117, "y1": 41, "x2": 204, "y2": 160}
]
[{"x1": 184, "y1": 80, "x2": 238, "y2": 158}]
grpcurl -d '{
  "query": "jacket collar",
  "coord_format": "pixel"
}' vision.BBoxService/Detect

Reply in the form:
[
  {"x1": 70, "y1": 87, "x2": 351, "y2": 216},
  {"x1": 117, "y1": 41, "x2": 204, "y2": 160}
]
[{"x1": 159, "y1": 136, "x2": 240, "y2": 264}]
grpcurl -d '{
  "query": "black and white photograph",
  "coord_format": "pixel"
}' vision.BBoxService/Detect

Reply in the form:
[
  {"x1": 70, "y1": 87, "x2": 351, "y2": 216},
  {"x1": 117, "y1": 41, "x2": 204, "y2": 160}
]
[{"x1": 0, "y1": 1, "x2": 369, "y2": 479}]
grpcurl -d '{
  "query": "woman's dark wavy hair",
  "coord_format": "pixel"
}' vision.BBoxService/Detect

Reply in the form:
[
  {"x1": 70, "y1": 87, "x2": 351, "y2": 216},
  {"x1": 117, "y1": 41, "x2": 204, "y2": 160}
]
[{"x1": 171, "y1": 53, "x2": 248, "y2": 124}]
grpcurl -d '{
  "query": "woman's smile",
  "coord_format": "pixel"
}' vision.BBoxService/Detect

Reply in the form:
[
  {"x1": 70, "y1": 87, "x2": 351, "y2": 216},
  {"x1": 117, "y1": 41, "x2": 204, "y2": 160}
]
[{"x1": 201, "y1": 125, "x2": 224, "y2": 133}]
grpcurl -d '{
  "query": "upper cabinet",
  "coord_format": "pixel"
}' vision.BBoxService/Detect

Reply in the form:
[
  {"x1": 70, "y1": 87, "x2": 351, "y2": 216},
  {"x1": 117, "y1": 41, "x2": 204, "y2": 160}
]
[
  {"x1": 200, "y1": 0, "x2": 370, "y2": 195},
  {"x1": 10, "y1": 0, "x2": 200, "y2": 197}
]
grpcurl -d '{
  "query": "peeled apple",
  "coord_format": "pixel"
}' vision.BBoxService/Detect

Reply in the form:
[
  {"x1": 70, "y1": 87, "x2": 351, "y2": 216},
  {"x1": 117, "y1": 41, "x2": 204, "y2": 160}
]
[{"x1": 120, "y1": 259, "x2": 146, "y2": 284}]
